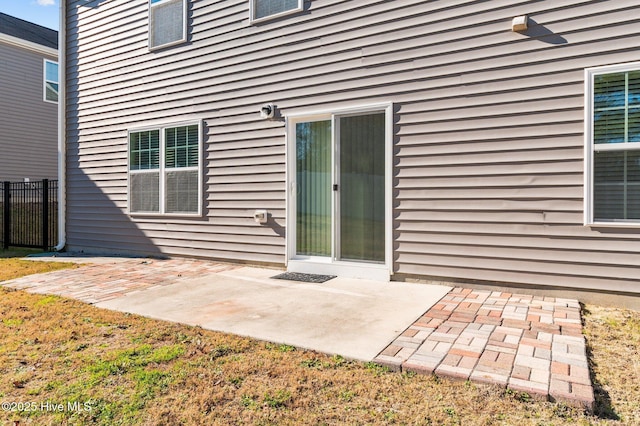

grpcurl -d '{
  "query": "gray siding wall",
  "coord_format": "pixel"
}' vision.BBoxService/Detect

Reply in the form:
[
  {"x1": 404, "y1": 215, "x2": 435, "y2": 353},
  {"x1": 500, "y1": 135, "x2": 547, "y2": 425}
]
[
  {"x1": 66, "y1": 0, "x2": 640, "y2": 294},
  {"x1": 0, "y1": 41, "x2": 58, "y2": 181}
]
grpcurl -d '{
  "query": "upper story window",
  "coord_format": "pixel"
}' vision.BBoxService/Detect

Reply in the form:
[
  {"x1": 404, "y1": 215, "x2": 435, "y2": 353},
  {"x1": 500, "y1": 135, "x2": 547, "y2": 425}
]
[
  {"x1": 149, "y1": 0, "x2": 187, "y2": 50},
  {"x1": 129, "y1": 122, "x2": 202, "y2": 215},
  {"x1": 44, "y1": 60, "x2": 58, "y2": 103},
  {"x1": 585, "y1": 62, "x2": 640, "y2": 225},
  {"x1": 251, "y1": 0, "x2": 303, "y2": 23}
]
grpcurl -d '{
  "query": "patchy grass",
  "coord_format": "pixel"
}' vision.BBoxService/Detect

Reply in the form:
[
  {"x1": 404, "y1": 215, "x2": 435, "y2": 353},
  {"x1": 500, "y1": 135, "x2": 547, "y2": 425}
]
[
  {"x1": 583, "y1": 305, "x2": 640, "y2": 424},
  {"x1": 0, "y1": 263, "x2": 638, "y2": 424},
  {"x1": 0, "y1": 249, "x2": 77, "y2": 281}
]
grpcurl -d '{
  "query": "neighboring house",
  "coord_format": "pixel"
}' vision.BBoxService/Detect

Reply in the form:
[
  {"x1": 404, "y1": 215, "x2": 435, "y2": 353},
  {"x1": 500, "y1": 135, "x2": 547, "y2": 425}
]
[
  {"x1": 62, "y1": 0, "x2": 640, "y2": 301},
  {"x1": 0, "y1": 13, "x2": 58, "y2": 182}
]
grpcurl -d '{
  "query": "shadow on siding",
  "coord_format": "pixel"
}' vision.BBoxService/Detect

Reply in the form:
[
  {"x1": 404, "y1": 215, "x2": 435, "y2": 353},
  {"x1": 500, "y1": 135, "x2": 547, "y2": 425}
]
[{"x1": 523, "y1": 19, "x2": 568, "y2": 45}]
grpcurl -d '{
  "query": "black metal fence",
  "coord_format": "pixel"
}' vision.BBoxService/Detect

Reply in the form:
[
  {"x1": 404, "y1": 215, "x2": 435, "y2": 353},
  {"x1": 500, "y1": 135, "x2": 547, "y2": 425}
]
[{"x1": 0, "y1": 180, "x2": 58, "y2": 250}]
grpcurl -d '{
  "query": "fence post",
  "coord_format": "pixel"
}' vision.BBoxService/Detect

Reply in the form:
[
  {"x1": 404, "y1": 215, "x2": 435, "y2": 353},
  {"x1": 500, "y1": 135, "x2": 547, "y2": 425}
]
[
  {"x1": 3, "y1": 181, "x2": 9, "y2": 249},
  {"x1": 42, "y1": 179, "x2": 49, "y2": 251}
]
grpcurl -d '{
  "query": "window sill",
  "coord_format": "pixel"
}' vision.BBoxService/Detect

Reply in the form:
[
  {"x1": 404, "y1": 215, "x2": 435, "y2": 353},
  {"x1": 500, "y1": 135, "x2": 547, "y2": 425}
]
[
  {"x1": 585, "y1": 220, "x2": 640, "y2": 228},
  {"x1": 148, "y1": 37, "x2": 187, "y2": 52},
  {"x1": 129, "y1": 212, "x2": 203, "y2": 218}
]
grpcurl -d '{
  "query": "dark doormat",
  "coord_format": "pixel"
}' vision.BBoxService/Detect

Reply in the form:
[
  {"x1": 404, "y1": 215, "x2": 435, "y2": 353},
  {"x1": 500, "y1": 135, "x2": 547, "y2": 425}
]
[{"x1": 271, "y1": 272, "x2": 337, "y2": 283}]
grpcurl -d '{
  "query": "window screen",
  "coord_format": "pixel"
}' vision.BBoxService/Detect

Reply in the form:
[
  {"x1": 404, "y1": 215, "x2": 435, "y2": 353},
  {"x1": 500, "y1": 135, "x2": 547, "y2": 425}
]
[
  {"x1": 149, "y1": 0, "x2": 186, "y2": 49},
  {"x1": 166, "y1": 170, "x2": 199, "y2": 213},
  {"x1": 253, "y1": 0, "x2": 301, "y2": 21},
  {"x1": 130, "y1": 172, "x2": 160, "y2": 213}
]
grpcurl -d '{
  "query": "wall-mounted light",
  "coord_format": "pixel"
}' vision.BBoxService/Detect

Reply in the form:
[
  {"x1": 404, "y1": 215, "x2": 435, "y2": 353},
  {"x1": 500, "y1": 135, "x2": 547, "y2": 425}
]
[
  {"x1": 254, "y1": 209, "x2": 268, "y2": 224},
  {"x1": 512, "y1": 15, "x2": 528, "y2": 32},
  {"x1": 260, "y1": 103, "x2": 276, "y2": 119}
]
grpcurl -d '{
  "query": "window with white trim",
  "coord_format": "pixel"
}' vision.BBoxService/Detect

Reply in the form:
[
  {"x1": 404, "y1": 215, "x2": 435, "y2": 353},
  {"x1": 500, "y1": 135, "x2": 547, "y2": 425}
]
[
  {"x1": 129, "y1": 123, "x2": 202, "y2": 215},
  {"x1": 44, "y1": 60, "x2": 58, "y2": 103},
  {"x1": 251, "y1": 0, "x2": 303, "y2": 23},
  {"x1": 149, "y1": 0, "x2": 187, "y2": 50},
  {"x1": 586, "y1": 63, "x2": 640, "y2": 224}
]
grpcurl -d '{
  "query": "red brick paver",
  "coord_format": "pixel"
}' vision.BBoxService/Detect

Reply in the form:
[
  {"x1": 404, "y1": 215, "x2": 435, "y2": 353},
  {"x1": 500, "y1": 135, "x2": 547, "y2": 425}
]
[
  {"x1": 374, "y1": 288, "x2": 594, "y2": 410},
  {"x1": 3, "y1": 258, "x2": 241, "y2": 304}
]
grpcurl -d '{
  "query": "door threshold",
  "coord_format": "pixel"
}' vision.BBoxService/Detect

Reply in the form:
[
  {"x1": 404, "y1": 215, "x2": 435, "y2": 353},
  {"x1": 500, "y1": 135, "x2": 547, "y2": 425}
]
[{"x1": 287, "y1": 259, "x2": 390, "y2": 282}]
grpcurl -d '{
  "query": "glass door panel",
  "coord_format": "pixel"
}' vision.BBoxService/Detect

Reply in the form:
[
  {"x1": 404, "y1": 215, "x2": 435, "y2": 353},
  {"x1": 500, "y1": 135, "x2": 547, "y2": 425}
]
[
  {"x1": 338, "y1": 113, "x2": 386, "y2": 262},
  {"x1": 295, "y1": 120, "x2": 332, "y2": 256}
]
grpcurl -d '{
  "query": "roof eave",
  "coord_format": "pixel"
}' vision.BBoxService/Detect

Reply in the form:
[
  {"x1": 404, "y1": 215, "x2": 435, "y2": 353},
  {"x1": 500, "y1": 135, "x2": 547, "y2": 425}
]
[{"x1": 0, "y1": 32, "x2": 58, "y2": 57}]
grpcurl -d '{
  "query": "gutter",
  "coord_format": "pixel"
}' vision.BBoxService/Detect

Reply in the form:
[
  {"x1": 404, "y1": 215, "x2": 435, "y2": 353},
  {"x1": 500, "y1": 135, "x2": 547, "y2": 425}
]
[
  {"x1": 0, "y1": 33, "x2": 57, "y2": 57},
  {"x1": 55, "y1": 0, "x2": 66, "y2": 252}
]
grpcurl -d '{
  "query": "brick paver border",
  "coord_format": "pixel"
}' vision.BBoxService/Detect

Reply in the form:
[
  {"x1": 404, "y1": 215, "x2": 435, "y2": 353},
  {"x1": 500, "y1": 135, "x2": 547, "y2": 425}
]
[
  {"x1": 374, "y1": 287, "x2": 595, "y2": 410},
  {"x1": 3, "y1": 258, "x2": 241, "y2": 304}
]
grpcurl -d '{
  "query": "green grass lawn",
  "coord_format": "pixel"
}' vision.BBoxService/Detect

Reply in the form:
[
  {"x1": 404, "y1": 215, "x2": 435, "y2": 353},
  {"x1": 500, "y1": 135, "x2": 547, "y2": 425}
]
[{"x1": 0, "y1": 248, "x2": 76, "y2": 281}]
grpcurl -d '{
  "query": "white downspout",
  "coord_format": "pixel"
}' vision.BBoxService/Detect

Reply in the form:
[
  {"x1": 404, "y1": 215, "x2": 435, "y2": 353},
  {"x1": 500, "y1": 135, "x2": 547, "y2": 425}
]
[{"x1": 55, "y1": 0, "x2": 66, "y2": 252}]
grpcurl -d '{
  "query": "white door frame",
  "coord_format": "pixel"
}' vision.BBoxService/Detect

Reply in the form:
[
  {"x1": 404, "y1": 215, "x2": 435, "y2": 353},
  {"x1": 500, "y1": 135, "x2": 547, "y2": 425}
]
[{"x1": 285, "y1": 103, "x2": 394, "y2": 281}]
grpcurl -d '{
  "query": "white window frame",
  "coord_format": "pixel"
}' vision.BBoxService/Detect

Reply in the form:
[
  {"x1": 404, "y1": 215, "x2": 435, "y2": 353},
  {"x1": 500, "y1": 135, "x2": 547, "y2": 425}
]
[
  {"x1": 585, "y1": 61, "x2": 640, "y2": 226},
  {"x1": 43, "y1": 59, "x2": 58, "y2": 104},
  {"x1": 128, "y1": 121, "x2": 203, "y2": 217},
  {"x1": 250, "y1": 0, "x2": 303, "y2": 24},
  {"x1": 148, "y1": 0, "x2": 188, "y2": 51}
]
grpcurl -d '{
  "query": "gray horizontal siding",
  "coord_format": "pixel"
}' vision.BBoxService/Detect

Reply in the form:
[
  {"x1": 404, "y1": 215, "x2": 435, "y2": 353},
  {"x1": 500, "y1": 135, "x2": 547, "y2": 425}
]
[
  {"x1": 66, "y1": 0, "x2": 640, "y2": 293},
  {"x1": 0, "y1": 42, "x2": 57, "y2": 181}
]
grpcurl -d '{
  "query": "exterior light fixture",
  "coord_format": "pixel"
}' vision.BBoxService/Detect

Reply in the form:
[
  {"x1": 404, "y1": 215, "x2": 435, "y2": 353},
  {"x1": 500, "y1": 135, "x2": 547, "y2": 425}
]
[
  {"x1": 260, "y1": 103, "x2": 276, "y2": 119},
  {"x1": 512, "y1": 15, "x2": 528, "y2": 32},
  {"x1": 254, "y1": 209, "x2": 268, "y2": 224}
]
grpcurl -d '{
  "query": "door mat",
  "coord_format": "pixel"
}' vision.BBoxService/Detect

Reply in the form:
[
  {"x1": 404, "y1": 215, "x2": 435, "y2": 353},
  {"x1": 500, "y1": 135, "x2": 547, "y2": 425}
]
[{"x1": 271, "y1": 272, "x2": 336, "y2": 283}]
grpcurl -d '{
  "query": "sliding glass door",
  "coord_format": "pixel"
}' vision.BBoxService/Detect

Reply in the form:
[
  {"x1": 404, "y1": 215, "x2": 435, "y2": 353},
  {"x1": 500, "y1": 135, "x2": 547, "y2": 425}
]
[
  {"x1": 295, "y1": 120, "x2": 332, "y2": 256},
  {"x1": 290, "y1": 109, "x2": 388, "y2": 270},
  {"x1": 338, "y1": 113, "x2": 386, "y2": 262}
]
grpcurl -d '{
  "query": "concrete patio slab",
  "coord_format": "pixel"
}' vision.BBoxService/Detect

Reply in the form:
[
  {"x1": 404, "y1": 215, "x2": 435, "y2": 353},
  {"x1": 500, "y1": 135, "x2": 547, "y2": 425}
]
[
  {"x1": 9, "y1": 255, "x2": 450, "y2": 361},
  {"x1": 95, "y1": 265, "x2": 452, "y2": 361}
]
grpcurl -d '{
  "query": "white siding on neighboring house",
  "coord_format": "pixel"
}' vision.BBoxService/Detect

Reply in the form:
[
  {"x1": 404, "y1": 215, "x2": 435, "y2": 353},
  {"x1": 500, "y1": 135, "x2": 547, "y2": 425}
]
[{"x1": 65, "y1": 0, "x2": 640, "y2": 295}]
